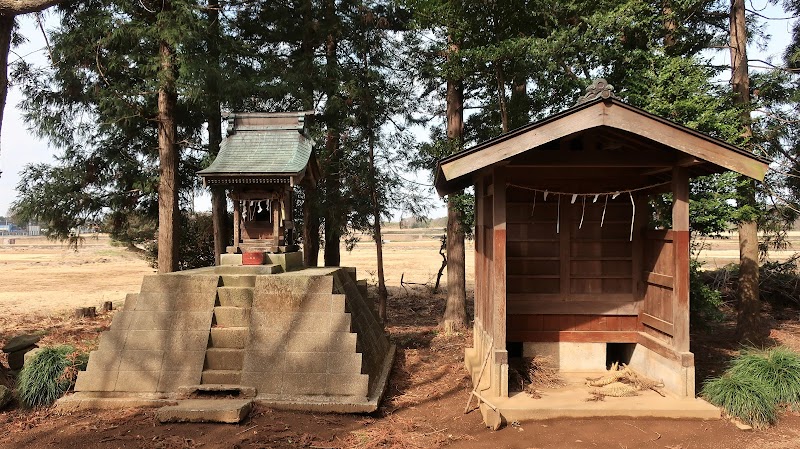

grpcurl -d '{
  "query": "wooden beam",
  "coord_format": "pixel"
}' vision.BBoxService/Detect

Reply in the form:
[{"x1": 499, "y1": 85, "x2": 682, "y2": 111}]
[
  {"x1": 506, "y1": 299, "x2": 638, "y2": 315},
  {"x1": 645, "y1": 271, "x2": 674, "y2": 289},
  {"x1": 492, "y1": 168, "x2": 508, "y2": 397},
  {"x1": 507, "y1": 331, "x2": 640, "y2": 343},
  {"x1": 641, "y1": 312, "x2": 675, "y2": 336},
  {"x1": 672, "y1": 166, "x2": 690, "y2": 352},
  {"x1": 441, "y1": 104, "x2": 606, "y2": 180},
  {"x1": 638, "y1": 332, "x2": 694, "y2": 367},
  {"x1": 232, "y1": 197, "x2": 241, "y2": 249},
  {"x1": 439, "y1": 101, "x2": 767, "y2": 187},
  {"x1": 605, "y1": 103, "x2": 767, "y2": 181}
]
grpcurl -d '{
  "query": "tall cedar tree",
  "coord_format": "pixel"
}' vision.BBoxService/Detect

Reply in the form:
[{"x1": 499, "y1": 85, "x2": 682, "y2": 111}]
[
  {"x1": 730, "y1": 0, "x2": 762, "y2": 342},
  {"x1": 13, "y1": 0, "x2": 216, "y2": 262}
]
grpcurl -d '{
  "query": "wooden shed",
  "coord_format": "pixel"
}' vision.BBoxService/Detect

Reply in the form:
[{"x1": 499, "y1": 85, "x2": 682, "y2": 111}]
[{"x1": 435, "y1": 81, "x2": 769, "y2": 417}]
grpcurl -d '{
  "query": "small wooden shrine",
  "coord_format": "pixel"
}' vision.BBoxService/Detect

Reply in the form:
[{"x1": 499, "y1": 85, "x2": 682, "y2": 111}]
[
  {"x1": 435, "y1": 80, "x2": 769, "y2": 423},
  {"x1": 199, "y1": 111, "x2": 319, "y2": 256}
]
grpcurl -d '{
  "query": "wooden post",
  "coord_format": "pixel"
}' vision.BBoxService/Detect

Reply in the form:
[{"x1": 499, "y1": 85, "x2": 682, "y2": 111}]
[
  {"x1": 672, "y1": 166, "x2": 690, "y2": 352},
  {"x1": 491, "y1": 168, "x2": 508, "y2": 397},
  {"x1": 272, "y1": 198, "x2": 281, "y2": 248},
  {"x1": 232, "y1": 197, "x2": 241, "y2": 252}
]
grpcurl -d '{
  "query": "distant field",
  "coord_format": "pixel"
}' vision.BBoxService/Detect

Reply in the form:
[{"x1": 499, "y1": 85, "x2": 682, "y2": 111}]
[{"x1": 1, "y1": 231, "x2": 798, "y2": 315}]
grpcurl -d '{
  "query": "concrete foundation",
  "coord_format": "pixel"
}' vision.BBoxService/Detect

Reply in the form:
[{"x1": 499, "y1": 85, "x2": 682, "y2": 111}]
[
  {"x1": 479, "y1": 373, "x2": 719, "y2": 424},
  {"x1": 66, "y1": 265, "x2": 394, "y2": 413},
  {"x1": 628, "y1": 344, "x2": 695, "y2": 398},
  {"x1": 523, "y1": 342, "x2": 607, "y2": 372}
]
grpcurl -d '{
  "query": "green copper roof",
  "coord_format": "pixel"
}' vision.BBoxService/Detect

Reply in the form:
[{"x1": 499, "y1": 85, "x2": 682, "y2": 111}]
[{"x1": 198, "y1": 129, "x2": 313, "y2": 176}]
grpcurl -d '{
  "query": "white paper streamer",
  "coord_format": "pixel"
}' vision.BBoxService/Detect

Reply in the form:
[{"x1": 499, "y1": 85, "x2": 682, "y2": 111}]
[
  {"x1": 629, "y1": 191, "x2": 635, "y2": 241},
  {"x1": 556, "y1": 195, "x2": 561, "y2": 234},
  {"x1": 601, "y1": 195, "x2": 608, "y2": 227},
  {"x1": 579, "y1": 196, "x2": 586, "y2": 229}
]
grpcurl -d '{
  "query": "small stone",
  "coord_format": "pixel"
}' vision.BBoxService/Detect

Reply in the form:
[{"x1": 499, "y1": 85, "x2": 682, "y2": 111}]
[
  {"x1": 731, "y1": 418, "x2": 752, "y2": 431},
  {"x1": 2, "y1": 334, "x2": 41, "y2": 353},
  {"x1": 23, "y1": 347, "x2": 45, "y2": 367},
  {"x1": 0, "y1": 385, "x2": 12, "y2": 410}
]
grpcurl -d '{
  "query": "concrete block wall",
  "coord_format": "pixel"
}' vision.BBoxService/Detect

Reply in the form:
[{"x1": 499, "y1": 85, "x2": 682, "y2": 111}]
[
  {"x1": 332, "y1": 269, "x2": 391, "y2": 398},
  {"x1": 76, "y1": 274, "x2": 218, "y2": 393}
]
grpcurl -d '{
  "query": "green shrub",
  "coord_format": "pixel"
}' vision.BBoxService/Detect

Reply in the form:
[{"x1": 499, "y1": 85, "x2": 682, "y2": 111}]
[
  {"x1": 16, "y1": 346, "x2": 88, "y2": 408},
  {"x1": 702, "y1": 372, "x2": 778, "y2": 428},
  {"x1": 729, "y1": 347, "x2": 800, "y2": 410},
  {"x1": 689, "y1": 259, "x2": 724, "y2": 327}
]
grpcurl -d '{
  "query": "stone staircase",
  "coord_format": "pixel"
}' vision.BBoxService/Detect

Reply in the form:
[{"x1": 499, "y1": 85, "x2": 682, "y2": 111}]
[
  {"x1": 71, "y1": 266, "x2": 394, "y2": 414},
  {"x1": 201, "y1": 275, "x2": 255, "y2": 385}
]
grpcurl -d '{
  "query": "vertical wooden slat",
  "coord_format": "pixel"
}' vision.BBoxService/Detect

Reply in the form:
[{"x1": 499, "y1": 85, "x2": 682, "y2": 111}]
[
  {"x1": 272, "y1": 198, "x2": 281, "y2": 247},
  {"x1": 232, "y1": 196, "x2": 241, "y2": 250},
  {"x1": 493, "y1": 169, "x2": 507, "y2": 349},
  {"x1": 560, "y1": 199, "x2": 571, "y2": 298},
  {"x1": 475, "y1": 179, "x2": 485, "y2": 327},
  {"x1": 672, "y1": 166, "x2": 690, "y2": 352}
]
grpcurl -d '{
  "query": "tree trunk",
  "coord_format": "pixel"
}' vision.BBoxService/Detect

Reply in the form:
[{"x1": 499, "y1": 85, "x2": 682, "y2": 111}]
[
  {"x1": 729, "y1": 0, "x2": 762, "y2": 343},
  {"x1": 368, "y1": 128, "x2": 387, "y2": 322},
  {"x1": 508, "y1": 75, "x2": 529, "y2": 130},
  {"x1": 299, "y1": 0, "x2": 320, "y2": 268},
  {"x1": 444, "y1": 199, "x2": 467, "y2": 332},
  {"x1": 303, "y1": 187, "x2": 320, "y2": 266},
  {"x1": 206, "y1": 0, "x2": 226, "y2": 265},
  {"x1": 157, "y1": 38, "x2": 179, "y2": 273},
  {"x1": 442, "y1": 38, "x2": 468, "y2": 333},
  {"x1": 494, "y1": 62, "x2": 509, "y2": 133},
  {"x1": 322, "y1": 0, "x2": 341, "y2": 267},
  {"x1": 0, "y1": 14, "x2": 12, "y2": 173}
]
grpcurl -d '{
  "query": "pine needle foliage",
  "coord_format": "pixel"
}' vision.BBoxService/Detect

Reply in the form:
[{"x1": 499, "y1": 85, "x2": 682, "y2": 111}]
[
  {"x1": 702, "y1": 372, "x2": 778, "y2": 429},
  {"x1": 16, "y1": 346, "x2": 88, "y2": 408},
  {"x1": 729, "y1": 347, "x2": 800, "y2": 410}
]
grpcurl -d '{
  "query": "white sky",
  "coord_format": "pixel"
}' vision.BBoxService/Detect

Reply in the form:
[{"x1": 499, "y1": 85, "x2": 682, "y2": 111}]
[{"x1": 0, "y1": 5, "x2": 795, "y2": 219}]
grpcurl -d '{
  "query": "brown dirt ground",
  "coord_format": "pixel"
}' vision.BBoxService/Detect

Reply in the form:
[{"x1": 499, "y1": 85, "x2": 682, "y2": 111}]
[{"x1": 1, "y1": 236, "x2": 800, "y2": 448}]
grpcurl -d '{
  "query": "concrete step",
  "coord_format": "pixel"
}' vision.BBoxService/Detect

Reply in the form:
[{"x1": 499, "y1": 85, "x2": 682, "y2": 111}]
[
  {"x1": 201, "y1": 370, "x2": 242, "y2": 385},
  {"x1": 220, "y1": 275, "x2": 256, "y2": 288},
  {"x1": 217, "y1": 287, "x2": 254, "y2": 308},
  {"x1": 251, "y1": 293, "x2": 346, "y2": 313},
  {"x1": 258, "y1": 275, "x2": 334, "y2": 295},
  {"x1": 205, "y1": 348, "x2": 244, "y2": 370},
  {"x1": 214, "y1": 307, "x2": 251, "y2": 327},
  {"x1": 209, "y1": 327, "x2": 248, "y2": 348},
  {"x1": 156, "y1": 399, "x2": 252, "y2": 423},
  {"x1": 178, "y1": 384, "x2": 256, "y2": 398}
]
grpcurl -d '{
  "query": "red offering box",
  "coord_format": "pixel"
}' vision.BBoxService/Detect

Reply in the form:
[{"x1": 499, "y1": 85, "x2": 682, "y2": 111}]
[{"x1": 242, "y1": 251, "x2": 265, "y2": 265}]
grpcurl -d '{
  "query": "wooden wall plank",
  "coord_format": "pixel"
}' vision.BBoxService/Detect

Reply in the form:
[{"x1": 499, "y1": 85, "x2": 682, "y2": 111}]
[
  {"x1": 506, "y1": 330, "x2": 640, "y2": 343},
  {"x1": 645, "y1": 271, "x2": 674, "y2": 289},
  {"x1": 641, "y1": 312, "x2": 675, "y2": 336}
]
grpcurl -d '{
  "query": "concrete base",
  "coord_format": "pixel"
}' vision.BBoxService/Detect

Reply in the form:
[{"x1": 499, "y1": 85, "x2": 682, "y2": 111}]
[
  {"x1": 629, "y1": 344, "x2": 695, "y2": 398},
  {"x1": 156, "y1": 399, "x2": 252, "y2": 423},
  {"x1": 54, "y1": 393, "x2": 177, "y2": 413},
  {"x1": 478, "y1": 372, "x2": 719, "y2": 426}
]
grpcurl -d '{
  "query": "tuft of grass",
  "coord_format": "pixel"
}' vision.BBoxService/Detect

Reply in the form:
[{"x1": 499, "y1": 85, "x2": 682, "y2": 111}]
[
  {"x1": 16, "y1": 345, "x2": 88, "y2": 408},
  {"x1": 702, "y1": 373, "x2": 778, "y2": 429},
  {"x1": 729, "y1": 347, "x2": 800, "y2": 410}
]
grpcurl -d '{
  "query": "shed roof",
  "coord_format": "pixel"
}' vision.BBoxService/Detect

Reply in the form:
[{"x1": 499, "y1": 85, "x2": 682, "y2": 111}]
[
  {"x1": 198, "y1": 111, "x2": 317, "y2": 185},
  {"x1": 435, "y1": 96, "x2": 770, "y2": 196}
]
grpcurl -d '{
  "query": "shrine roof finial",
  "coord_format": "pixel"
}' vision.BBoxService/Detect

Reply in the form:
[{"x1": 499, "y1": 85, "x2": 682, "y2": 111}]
[{"x1": 576, "y1": 78, "x2": 618, "y2": 105}]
